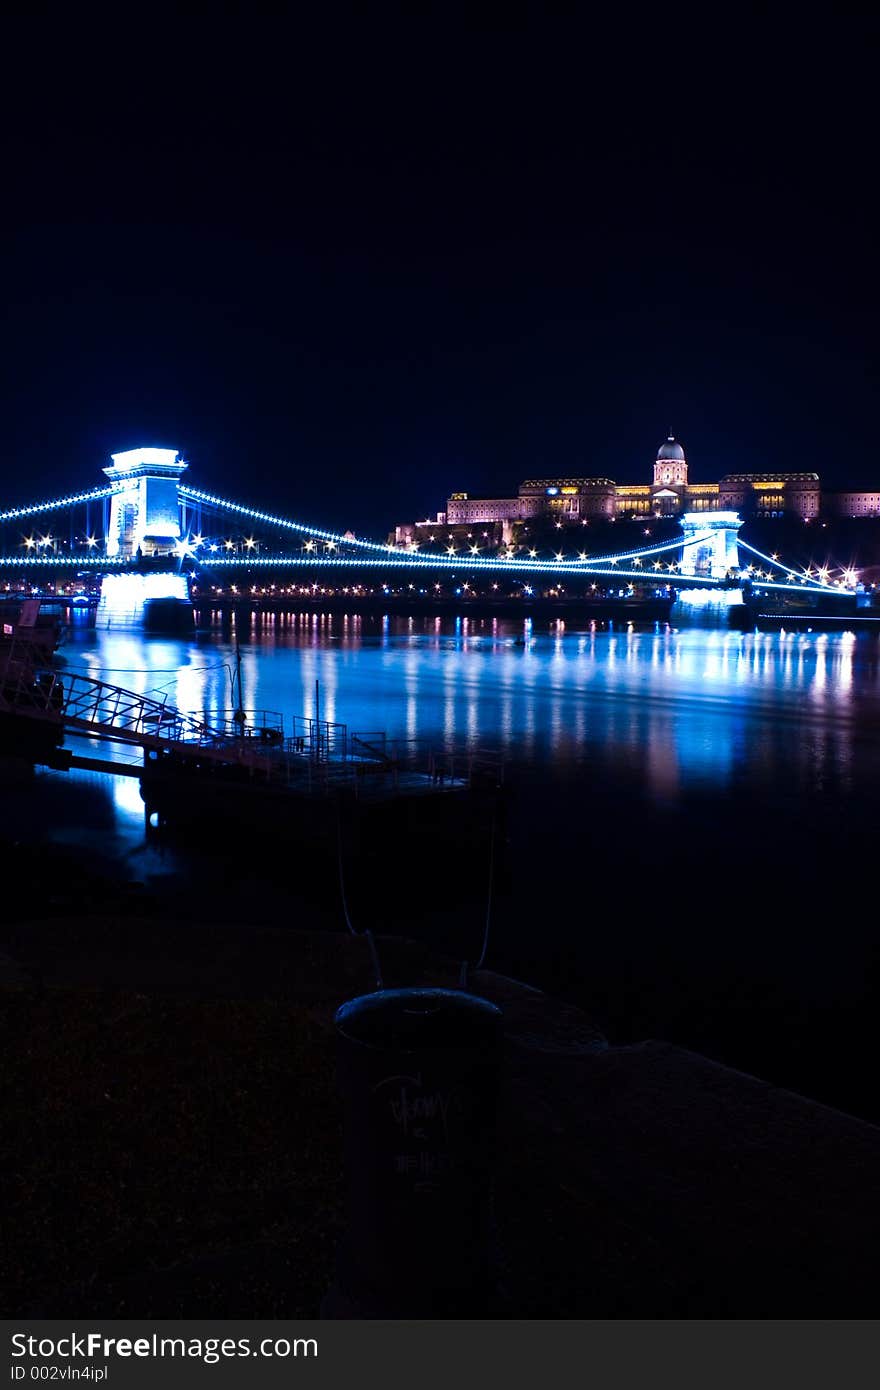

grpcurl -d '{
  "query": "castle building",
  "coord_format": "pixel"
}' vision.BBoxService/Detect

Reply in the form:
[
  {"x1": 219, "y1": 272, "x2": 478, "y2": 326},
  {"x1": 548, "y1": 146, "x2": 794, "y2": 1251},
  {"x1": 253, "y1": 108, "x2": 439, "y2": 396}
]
[
  {"x1": 824, "y1": 490, "x2": 880, "y2": 518},
  {"x1": 392, "y1": 436, "x2": 876, "y2": 545},
  {"x1": 442, "y1": 437, "x2": 829, "y2": 528},
  {"x1": 718, "y1": 473, "x2": 820, "y2": 519}
]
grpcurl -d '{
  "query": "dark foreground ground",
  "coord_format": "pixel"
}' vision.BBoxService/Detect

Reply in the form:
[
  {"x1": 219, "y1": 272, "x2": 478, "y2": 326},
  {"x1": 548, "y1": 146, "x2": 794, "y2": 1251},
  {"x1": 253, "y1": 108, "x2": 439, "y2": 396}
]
[{"x1": 3, "y1": 915, "x2": 878, "y2": 1318}]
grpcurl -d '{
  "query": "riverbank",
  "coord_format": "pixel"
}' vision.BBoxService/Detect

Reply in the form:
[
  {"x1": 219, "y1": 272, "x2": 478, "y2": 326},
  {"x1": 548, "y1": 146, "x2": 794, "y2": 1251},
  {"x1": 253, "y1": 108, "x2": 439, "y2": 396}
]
[{"x1": 3, "y1": 914, "x2": 878, "y2": 1318}]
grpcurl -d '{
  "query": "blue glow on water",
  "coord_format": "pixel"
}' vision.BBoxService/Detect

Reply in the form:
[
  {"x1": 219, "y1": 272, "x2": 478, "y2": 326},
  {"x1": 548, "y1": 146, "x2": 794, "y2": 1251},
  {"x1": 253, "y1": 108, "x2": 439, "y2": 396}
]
[
  {"x1": 49, "y1": 615, "x2": 879, "y2": 816},
  {"x1": 95, "y1": 572, "x2": 190, "y2": 627},
  {"x1": 10, "y1": 610, "x2": 877, "y2": 1120},
  {"x1": 7, "y1": 613, "x2": 874, "y2": 885}
]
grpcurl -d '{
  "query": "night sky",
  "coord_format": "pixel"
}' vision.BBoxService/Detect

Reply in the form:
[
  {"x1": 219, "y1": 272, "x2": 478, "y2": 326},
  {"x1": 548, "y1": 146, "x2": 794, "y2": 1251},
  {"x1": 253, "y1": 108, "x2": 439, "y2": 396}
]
[{"x1": 2, "y1": 12, "x2": 877, "y2": 535}]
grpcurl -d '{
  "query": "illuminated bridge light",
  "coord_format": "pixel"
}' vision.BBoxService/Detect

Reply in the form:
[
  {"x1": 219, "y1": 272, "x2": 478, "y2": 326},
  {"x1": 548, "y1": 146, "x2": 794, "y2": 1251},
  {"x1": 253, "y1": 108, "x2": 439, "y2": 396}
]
[
  {"x1": 0, "y1": 483, "x2": 124, "y2": 524},
  {"x1": 0, "y1": 555, "x2": 107, "y2": 566},
  {"x1": 737, "y1": 538, "x2": 838, "y2": 593},
  {"x1": 0, "y1": 477, "x2": 844, "y2": 595},
  {"x1": 179, "y1": 484, "x2": 398, "y2": 558}
]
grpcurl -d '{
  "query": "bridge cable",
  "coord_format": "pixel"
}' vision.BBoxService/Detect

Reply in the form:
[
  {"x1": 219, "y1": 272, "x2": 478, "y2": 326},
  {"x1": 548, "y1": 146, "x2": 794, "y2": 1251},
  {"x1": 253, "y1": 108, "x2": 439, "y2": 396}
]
[
  {"x1": 736, "y1": 537, "x2": 840, "y2": 591},
  {"x1": 0, "y1": 483, "x2": 122, "y2": 524},
  {"x1": 180, "y1": 481, "x2": 712, "y2": 571}
]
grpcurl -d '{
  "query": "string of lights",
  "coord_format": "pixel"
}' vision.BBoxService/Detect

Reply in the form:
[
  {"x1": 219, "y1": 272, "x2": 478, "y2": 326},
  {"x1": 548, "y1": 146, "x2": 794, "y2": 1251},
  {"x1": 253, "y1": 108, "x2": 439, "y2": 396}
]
[
  {"x1": 0, "y1": 484, "x2": 122, "y2": 523},
  {"x1": 179, "y1": 484, "x2": 712, "y2": 569},
  {"x1": 737, "y1": 538, "x2": 848, "y2": 591},
  {"x1": 0, "y1": 556, "x2": 115, "y2": 566},
  {"x1": 0, "y1": 477, "x2": 860, "y2": 590},
  {"x1": 178, "y1": 484, "x2": 396, "y2": 556},
  {"x1": 196, "y1": 555, "x2": 716, "y2": 579}
]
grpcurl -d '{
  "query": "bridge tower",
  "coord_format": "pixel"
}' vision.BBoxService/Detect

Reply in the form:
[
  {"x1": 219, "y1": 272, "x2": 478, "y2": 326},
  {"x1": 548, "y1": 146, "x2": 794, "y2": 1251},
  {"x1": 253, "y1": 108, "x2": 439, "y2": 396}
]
[
  {"x1": 103, "y1": 447, "x2": 186, "y2": 558},
  {"x1": 678, "y1": 511, "x2": 742, "y2": 580},
  {"x1": 673, "y1": 511, "x2": 745, "y2": 627},
  {"x1": 97, "y1": 447, "x2": 193, "y2": 631}
]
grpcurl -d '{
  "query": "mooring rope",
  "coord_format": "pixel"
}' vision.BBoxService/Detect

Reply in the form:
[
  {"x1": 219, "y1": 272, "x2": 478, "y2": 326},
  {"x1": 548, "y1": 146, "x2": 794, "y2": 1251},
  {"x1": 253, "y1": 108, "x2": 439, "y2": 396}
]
[
  {"x1": 335, "y1": 778, "x2": 498, "y2": 996},
  {"x1": 459, "y1": 796, "x2": 498, "y2": 991},
  {"x1": 335, "y1": 801, "x2": 385, "y2": 991}
]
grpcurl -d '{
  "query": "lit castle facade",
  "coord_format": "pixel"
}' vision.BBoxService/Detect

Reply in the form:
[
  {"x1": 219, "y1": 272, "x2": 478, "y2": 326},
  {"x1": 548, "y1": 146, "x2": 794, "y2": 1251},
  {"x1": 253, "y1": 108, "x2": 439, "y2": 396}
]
[
  {"x1": 394, "y1": 437, "x2": 880, "y2": 543},
  {"x1": 445, "y1": 436, "x2": 827, "y2": 527}
]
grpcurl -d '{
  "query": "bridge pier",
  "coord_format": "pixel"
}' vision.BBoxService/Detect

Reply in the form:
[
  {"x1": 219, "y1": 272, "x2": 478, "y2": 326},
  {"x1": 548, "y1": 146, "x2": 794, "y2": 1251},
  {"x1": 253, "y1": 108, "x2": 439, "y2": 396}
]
[
  {"x1": 95, "y1": 571, "x2": 194, "y2": 632},
  {"x1": 670, "y1": 587, "x2": 750, "y2": 628}
]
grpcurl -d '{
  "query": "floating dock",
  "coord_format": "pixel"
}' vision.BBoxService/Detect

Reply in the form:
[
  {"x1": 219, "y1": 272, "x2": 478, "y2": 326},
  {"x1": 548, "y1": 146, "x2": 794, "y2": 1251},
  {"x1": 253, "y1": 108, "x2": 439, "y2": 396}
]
[{"x1": 0, "y1": 632, "x2": 504, "y2": 845}]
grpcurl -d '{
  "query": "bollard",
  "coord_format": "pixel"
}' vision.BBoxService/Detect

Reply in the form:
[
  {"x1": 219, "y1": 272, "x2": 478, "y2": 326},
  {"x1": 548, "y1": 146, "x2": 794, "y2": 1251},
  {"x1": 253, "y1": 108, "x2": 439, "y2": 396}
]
[{"x1": 325, "y1": 987, "x2": 502, "y2": 1318}]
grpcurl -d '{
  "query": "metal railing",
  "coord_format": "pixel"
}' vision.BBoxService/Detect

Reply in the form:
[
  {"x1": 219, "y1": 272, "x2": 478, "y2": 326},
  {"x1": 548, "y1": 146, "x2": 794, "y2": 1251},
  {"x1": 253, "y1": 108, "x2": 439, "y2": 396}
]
[
  {"x1": 2, "y1": 663, "x2": 214, "y2": 746},
  {"x1": 198, "y1": 708, "x2": 286, "y2": 743},
  {"x1": 1, "y1": 646, "x2": 505, "y2": 797}
]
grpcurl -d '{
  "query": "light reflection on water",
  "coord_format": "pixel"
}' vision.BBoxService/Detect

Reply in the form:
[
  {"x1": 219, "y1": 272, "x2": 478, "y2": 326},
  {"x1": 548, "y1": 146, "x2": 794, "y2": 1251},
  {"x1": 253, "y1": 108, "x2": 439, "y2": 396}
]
[
  {"x1": 22, "y1": 613, "x2": 877, "y2": 865},
  {"x1": 19, "y1": 610, "x2": 878, "y2": 1118},
  {"x1": 64, "y1": 618, "x2": 878, "y2": 751}
]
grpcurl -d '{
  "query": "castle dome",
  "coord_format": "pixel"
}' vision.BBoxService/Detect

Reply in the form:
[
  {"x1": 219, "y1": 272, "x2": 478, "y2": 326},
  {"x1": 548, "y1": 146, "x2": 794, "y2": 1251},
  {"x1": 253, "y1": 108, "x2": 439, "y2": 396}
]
[{"x1": 657, "y1": 435, "x2": 686, "y2": 462}]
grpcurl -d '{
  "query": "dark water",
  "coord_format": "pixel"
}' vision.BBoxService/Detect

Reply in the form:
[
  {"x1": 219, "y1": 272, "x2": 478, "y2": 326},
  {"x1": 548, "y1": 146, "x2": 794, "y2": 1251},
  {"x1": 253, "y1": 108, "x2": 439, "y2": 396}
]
[{"x1": 7, "y1": 610, "x2": 880, "y2": 1119}]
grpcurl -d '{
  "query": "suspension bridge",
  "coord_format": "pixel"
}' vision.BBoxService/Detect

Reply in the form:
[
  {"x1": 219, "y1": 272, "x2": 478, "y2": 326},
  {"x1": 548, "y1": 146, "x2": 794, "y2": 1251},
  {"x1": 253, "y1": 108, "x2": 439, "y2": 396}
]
[
  {"x1": 0, "y1": 446, "x2": 869, "y2": 841},
  {"x1": 0, "y1": 446, "x2": 859, "y2": 608}
]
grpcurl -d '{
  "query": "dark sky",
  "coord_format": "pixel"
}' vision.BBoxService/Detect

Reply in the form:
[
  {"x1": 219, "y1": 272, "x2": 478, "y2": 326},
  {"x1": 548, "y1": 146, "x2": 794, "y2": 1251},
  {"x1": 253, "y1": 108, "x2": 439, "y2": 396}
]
[{"x1": 2, "y1": 11, "x2": 877, "y2": 534}]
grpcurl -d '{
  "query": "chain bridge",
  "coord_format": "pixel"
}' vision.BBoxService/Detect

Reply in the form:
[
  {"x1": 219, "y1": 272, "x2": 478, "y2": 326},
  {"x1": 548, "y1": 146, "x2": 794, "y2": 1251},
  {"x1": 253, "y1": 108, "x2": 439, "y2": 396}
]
[{"x1": 0, "y1": 446, "x2": 855, "y2": 610}]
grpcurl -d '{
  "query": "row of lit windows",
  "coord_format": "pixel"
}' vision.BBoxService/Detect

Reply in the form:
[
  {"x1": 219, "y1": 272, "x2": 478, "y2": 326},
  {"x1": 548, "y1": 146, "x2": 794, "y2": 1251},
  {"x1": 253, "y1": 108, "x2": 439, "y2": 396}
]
[
  {"x1": 442, "y1": 491, "x2": 879, "y2": 525},
  {"x1": 519, "y1": 478, "x2": 615, "y2": 490},
  {"x1": 720, "y1": 473, "x2": 820, "y2": 483}
]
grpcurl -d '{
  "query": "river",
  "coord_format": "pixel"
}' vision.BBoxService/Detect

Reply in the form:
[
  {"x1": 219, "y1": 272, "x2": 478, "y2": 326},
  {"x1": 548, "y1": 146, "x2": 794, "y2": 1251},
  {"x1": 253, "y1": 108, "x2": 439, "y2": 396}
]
[{"x1": 7, "y1": 609, "x2": 880, "y2": 1119}]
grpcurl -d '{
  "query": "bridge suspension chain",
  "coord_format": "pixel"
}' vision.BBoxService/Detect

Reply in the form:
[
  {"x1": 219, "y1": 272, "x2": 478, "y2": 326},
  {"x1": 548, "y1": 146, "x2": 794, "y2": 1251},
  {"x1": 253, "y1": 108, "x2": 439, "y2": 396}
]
[
  {"x1": 197, "y1": 552, "x2": 715, "y2": 580},
  {"x1": 3, "y1": 472, "x2": 854, "y2": 590},
  {"x1": 737, "y1": 538, "x2": 841, "y2": 592},
  {"x1": 0, "y1": 483, "x2": 123, "y2": 524},
  {"x1": 181, "y1": 485, "x2": 722, "y2": 577},
  {"x1": 178, "y1": 484, "x2": 396, "y2": 556},
  {"x1": 578, "y1": 530, "x2": 713, "y2": 567}
]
